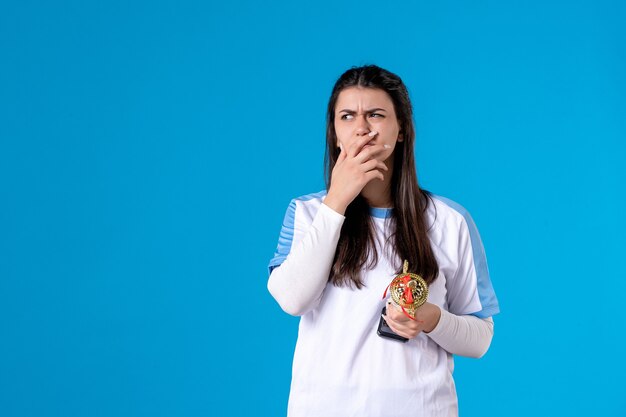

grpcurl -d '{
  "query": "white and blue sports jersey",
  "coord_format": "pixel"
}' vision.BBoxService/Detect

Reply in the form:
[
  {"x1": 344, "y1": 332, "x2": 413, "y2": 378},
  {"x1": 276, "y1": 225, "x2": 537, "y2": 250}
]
[{"x1": 268, "y1": 190, "x2": 500, "y2": 417}]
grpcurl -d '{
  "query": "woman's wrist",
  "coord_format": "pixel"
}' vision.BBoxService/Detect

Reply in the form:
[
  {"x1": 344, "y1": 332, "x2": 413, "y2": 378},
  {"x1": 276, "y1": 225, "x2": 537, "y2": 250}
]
[
  {"x1": 323, "y1": 193, "x2": 348, "y2": 216},
  {"x1": 423, "y1": 304, "x2": 442, "y2": 333}
]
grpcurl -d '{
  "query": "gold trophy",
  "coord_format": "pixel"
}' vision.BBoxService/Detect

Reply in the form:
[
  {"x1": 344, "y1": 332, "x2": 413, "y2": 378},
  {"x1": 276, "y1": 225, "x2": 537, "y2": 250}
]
[{"x1": 384, "y1": 260, "x2": 429, "y2": 321}]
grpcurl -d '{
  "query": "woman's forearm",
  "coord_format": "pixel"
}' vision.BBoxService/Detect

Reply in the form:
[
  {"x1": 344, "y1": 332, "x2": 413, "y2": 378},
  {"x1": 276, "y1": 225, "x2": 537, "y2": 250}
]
[
  {"x1": 267, "y1": 202, "x2": 346, "y2": 316},
  {"x1": 425, "y1": 308, "x2": 494, "y2": 358}
]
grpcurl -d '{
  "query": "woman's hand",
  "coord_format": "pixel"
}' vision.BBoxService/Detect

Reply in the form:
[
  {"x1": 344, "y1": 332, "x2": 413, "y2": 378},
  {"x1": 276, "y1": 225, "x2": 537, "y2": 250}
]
[
  {"x1": 323, "y1": 132, "x2": 389, "y2": 215},
  {"x1": 383, "y1": 301, "x2": 442, "y2": 339}
]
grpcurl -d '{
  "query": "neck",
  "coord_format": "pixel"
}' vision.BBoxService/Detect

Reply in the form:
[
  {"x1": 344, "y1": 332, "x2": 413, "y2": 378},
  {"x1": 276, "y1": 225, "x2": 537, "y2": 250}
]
[{"x1": 361, "y1": 155, "x2": 394, "y2": 208}]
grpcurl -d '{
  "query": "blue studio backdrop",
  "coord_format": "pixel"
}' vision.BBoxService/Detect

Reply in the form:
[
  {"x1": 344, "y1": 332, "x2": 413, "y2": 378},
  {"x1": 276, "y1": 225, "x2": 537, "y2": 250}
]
[{"x1": 1, "y1": 1, "x2": 625, "y2": 416}]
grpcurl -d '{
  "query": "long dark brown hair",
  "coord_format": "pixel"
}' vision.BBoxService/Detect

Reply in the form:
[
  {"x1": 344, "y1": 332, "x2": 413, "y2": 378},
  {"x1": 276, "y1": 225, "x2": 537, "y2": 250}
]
[{"x1": 324, "y1": 64, "x2": 439, "y2": 289}]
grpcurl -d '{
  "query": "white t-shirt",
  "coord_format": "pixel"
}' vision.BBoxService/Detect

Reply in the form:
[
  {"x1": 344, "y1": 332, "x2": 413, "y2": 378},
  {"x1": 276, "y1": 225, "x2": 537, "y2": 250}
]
[{"x1": 268, "y1": 190, "x2": 500, "y2": 417}]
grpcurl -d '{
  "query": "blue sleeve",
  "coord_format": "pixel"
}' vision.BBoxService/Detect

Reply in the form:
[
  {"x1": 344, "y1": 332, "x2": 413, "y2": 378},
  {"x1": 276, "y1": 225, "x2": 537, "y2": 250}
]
[
  {"x1": 432, "y1": 194, "x2": 500, "y2": 318},
  {"x1": 458, "y1": 210, "x2": 500, "y2": 318},
  {"x1": 267, "y1": 199, "x2": 296, "y2": 276}
]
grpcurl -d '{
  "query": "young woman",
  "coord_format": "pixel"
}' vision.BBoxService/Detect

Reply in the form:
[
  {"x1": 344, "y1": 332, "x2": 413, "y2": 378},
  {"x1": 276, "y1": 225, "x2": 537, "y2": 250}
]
[{"x1": 267, "y1": 65, "x2": 500, "y2": 417}]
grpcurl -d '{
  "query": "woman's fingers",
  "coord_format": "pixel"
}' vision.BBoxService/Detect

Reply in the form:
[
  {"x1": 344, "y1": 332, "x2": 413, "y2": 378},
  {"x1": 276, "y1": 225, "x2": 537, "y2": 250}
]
[
  {"x1": 327, "y1": 132, "x2": 388, "y2": 209},
  {"x1": 360, "y1": 159, "x2": 388, "y2": 173},
  {"x1": 384, "y1": 302, "x2": 427, "y2": 339},
  {"x1": 386, "y1": 302, "x2": 411, "y2": 323},
  {"x1": 364, "y1": 169, "x2": 384, "y2": 183},
  {"x1": 335, "y1": 152, "x2": 385, "y2": 182},
  {"x1": 385, "y1": 312, "x2": 421, "y2": 339},
  {"x1": 383, "y1": 314, "x2": 412, "y2": 339},
  {"x1": 337, "y1": 144, "x2": 347, "y2": 163},
  {"x1": 354, "y1": 144, "x2": 388, "y2": 164},
  {"x1": 347, "y1": 132, "x2": 379, "y2": 158}
]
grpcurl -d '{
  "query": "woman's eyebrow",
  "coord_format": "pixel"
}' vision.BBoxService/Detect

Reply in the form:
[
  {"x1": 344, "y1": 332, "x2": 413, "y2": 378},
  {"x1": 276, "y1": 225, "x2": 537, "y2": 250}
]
[{"x1": 338, "y1": 108, "x2": 388, "y2": 113}]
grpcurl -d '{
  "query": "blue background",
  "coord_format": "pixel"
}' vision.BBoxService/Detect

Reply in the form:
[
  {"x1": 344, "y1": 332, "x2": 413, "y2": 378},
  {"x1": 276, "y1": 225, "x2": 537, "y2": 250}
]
[{"x1": 1, "y1": 1, "x2": 625, "y2": 416}]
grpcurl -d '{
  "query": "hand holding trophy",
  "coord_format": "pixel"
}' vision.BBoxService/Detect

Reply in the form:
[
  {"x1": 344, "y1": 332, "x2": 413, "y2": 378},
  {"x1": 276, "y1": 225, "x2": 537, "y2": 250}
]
[
  {"x1": 377, "y1": 260, "x2": 430, "y2": 342},
  {"x1": 386, "y1": 260, "x2": 429, "y2": 320}
]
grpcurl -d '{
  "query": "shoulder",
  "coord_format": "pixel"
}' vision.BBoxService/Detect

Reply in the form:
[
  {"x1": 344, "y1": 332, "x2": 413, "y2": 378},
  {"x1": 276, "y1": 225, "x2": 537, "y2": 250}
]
[
  {"x1": 428, "y1": 192, "x2": 475, "y2": 219},
  {"x1": 425, "y1": 192, "x2": 472, "y2": 227},
  {"x1": 283, "y1": 189, "x2": 328, "y2": 225},
  {"x1": 423, "y1": 192, "x2": 482, "y2": 245},
  {"x1": 292, "y1": 189, "x2": 327, "y2": 204},
  {"x1": 269, "y1": 189, "x2": 328, "y2": 274}
]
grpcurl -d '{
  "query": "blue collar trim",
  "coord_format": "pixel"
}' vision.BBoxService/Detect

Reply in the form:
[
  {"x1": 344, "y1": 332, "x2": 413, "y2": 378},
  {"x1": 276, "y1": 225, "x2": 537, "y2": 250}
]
[{"x1": 369, "y1": 207, "x2": 393, "y2": 218}]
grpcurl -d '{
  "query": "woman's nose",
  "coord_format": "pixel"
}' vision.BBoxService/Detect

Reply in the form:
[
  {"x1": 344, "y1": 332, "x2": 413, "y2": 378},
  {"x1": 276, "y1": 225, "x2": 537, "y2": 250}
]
[{"x1": 355, "y1": 115, "x2": 371, "y2": 135}]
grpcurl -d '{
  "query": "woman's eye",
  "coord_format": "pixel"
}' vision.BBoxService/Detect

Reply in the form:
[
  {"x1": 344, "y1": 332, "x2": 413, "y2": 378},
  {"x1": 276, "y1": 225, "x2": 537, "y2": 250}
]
[{"x1": 339, "y1": 113, "x2": 383, "y2": 120}]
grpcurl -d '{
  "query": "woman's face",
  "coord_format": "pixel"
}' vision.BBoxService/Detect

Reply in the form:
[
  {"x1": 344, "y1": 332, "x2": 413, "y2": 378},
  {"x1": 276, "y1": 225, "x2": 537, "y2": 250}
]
[{"x1": 334, "y1": 86, "x2": 403, "y2": 162}]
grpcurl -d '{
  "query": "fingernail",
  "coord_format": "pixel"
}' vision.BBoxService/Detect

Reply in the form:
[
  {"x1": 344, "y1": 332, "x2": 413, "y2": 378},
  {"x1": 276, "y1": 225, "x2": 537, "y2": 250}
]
[
  {"x1": 369, "y1": 131, "x2": 378, "y2": 137},
  {"x1": 383, "y1": 144, "x2": 391, "y2": 149}
]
